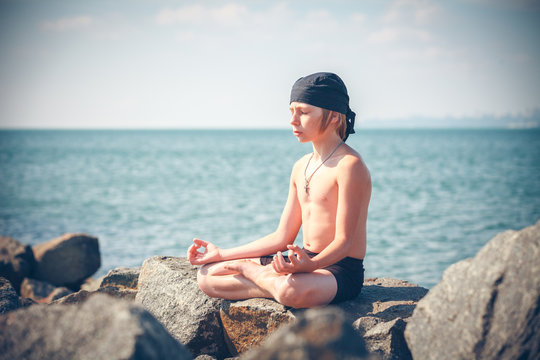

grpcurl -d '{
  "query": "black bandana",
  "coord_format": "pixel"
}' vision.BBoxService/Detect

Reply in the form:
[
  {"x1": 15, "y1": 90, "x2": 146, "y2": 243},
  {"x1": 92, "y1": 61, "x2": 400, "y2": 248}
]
[{"x1": 290, "y1": 72, "x2": 356, "y2": 141}]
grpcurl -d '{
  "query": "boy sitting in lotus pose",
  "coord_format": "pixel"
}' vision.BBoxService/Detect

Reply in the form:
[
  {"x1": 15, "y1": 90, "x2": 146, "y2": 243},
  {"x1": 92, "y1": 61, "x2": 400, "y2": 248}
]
[{"x1": 187, "y1": 72, "x2": 371, "y2": 308}]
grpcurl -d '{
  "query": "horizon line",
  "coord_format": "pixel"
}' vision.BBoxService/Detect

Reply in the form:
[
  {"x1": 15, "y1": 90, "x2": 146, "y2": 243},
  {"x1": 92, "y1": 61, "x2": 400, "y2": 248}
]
[{"x1": 1, "y1": 125, "x2": 539, "y2": 131}]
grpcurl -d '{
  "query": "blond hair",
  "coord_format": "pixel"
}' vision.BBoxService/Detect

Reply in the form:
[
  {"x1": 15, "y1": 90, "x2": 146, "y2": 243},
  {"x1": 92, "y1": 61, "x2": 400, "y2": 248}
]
[{"x1": 320, "y1": 109, "x2": 348, "y2": 141}]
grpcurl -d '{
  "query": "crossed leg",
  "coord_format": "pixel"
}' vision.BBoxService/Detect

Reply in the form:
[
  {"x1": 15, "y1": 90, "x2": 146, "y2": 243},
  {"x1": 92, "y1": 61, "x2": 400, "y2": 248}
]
[{"x1": 197, "y1": 258, "x2": 338, "y2": 308}]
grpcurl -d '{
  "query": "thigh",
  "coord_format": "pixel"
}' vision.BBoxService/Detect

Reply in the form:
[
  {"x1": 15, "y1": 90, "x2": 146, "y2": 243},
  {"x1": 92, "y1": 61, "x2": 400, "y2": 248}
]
[{"x1": 286, "y1": 269, "x2": 337, "y2": 307}]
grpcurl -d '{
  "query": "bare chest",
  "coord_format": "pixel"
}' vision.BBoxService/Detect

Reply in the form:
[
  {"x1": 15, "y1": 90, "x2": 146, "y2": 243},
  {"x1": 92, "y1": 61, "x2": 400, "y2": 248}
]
[{"x1": 295, "y1": 165, "x2": 339, "y2": 209}]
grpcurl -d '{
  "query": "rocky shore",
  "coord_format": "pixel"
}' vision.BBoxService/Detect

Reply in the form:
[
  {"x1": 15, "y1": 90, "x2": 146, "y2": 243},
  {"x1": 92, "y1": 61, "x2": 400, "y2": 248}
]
[{"x1": 1, "y1": 220, "x2": 539, "y2": 359}]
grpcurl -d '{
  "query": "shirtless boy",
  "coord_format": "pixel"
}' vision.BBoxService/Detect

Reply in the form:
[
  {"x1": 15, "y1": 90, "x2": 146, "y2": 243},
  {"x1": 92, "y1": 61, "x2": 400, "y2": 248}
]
[{"x1": 187, "y1": 72, "x2": 371, "y2": 308}]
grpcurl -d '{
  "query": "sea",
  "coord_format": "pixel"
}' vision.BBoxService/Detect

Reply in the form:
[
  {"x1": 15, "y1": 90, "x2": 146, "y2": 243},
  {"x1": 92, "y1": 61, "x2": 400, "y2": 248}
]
[{"x1": 1, "y1": 129, "x2": 539, "y2": 288}]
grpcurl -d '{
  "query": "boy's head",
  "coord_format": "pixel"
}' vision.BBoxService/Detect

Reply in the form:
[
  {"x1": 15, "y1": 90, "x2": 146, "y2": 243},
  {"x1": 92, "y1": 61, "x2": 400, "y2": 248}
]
[{"x1": 290, "y1": 72, "x2": 356, "y2": 141}]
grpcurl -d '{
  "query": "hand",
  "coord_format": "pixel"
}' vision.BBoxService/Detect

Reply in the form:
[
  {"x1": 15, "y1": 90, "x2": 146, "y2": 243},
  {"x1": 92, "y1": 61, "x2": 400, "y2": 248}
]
[
  {"x1": 271, "y1": 245, "x2": 318, "y2": 274},
  {"x1": 187, "y1": 238, "x2": 222, "y2": 265}
]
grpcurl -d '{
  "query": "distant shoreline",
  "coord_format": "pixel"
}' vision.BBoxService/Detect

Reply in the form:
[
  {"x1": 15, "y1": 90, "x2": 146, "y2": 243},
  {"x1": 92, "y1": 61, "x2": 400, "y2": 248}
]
[{"x1": 1, "y1": 127, "x2": 539, "y2": 132}]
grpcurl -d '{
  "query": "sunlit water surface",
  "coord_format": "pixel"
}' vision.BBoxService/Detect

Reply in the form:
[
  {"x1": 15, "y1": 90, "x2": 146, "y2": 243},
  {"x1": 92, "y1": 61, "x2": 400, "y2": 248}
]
[{"x1": 1, "y1": 129, "x2": 539, "y2": 288}]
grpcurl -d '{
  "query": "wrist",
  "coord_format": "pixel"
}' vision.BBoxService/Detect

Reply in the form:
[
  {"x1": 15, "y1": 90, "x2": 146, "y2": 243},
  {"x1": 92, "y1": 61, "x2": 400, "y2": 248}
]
[{"x1": 217, "y1": 248, "x2": 227, "y2": 261}]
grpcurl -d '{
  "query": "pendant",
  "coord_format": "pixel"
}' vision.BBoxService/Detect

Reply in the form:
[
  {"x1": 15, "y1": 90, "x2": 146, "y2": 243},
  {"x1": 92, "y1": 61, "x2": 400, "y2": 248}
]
[{"x1": 304, "y1": 182, "x2": 309, "y2": 194}]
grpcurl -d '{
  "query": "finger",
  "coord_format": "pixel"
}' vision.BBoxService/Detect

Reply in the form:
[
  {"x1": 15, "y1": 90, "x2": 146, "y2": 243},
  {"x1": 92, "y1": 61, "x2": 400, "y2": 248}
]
[
  {"x1": 274, "y1": 260, "x2": 289, "y2": 274},
  {"x1": 293, "y1": 246, "x2": 307, "y2": 261},
  {"x1": 276, "y1": 251, "x2": 286, "y2": 268},
  {"x1": 289, "y1": 251, "x2": 300, "y2": 266},
  {"x1": 273, "y1": 254, "x2": 283, "y2": 272},
  {"x1": 285, "y1": 245, "x2": 300, "y2": 260},
  {"x1": 277, "y1": 251, "x2": 292, "y2": 270},
  {"x1": 273, "y1": 253, "x2": 285, "y2": 273},
  {"x1": 193, "y1": 238, "x2": 208, "y2": 247},
  {"x1": 187, "y1": 244, "x2": 199, "y2": 255},
  {"x1": 271, "y1": 259, "x2": 280, "y2": 273},
  {"x1": 287, "y1": 244, "x2": 301, "y2": 254}
]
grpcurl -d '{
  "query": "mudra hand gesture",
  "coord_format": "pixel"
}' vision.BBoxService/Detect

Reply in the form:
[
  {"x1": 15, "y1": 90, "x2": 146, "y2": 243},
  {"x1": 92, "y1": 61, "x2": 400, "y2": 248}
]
[
  {"x1": 187, "y1": 238, "x2": 222, "y2": 265},
  {"x1": 272, "y1": 244, "x2": 318, "y2": 274}
]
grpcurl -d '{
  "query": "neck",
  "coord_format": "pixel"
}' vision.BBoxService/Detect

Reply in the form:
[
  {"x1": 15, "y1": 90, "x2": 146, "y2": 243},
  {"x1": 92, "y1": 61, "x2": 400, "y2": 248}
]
[{"x1": 311, "y1": 133, "x2": 344, "y2": 161}]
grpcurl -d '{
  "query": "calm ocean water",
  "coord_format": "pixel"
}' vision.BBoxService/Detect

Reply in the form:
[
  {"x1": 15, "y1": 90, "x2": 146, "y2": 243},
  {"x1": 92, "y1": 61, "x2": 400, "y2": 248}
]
[{"x1": 1, "y1": 129, "x2": 539, "y2": 288}]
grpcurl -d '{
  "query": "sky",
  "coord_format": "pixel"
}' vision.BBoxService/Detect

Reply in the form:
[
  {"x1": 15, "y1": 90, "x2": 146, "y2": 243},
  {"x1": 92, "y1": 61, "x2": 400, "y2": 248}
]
[{"x1": 0, "y1": 0, "x2": 539, "y2": 129}]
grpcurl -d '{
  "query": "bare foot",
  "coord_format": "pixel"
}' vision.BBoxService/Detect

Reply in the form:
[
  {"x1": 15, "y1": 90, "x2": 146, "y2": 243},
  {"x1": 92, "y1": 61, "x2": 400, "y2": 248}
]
[
  {"x1": 202, "y1": 258, "x2": 263, "y2": 276},
  {"x1": 224, "y1": 259, "x2": 268, "y2": 283}
]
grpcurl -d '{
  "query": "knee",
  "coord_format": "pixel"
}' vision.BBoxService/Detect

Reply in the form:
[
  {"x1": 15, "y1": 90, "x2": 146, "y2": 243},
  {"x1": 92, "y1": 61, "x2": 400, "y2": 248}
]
[
  {"x1": 274, "y1": 281, "x2": 313, "y2": 309},
  {"x1": 197, "y1": 265, "x2": 215, "y2": 297}
]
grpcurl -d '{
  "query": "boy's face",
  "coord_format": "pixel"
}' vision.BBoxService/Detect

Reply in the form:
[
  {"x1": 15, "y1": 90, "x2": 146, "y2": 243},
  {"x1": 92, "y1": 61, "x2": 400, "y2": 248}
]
[{"x1": 289, "y1": 102, "x2": 324, "y2": 143}]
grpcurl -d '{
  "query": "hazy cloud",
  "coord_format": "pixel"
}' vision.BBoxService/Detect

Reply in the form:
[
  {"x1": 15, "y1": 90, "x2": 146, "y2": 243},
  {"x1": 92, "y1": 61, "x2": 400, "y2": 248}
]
[
  {"x1": 41, "y1": 16, "x2": 93, "y2": 31},
  {"x1": 155, "y1": 3, "x2": 249, "y2": 27},
  {"x1": 368, "y1": 26, "x2": 433, "y2": 44},
  {"x1": 383, "y1": 0, "x2": 443, "y2": 25},
  {"x1": 1, "y1": 0, "x2": 538, "y2": 128}
]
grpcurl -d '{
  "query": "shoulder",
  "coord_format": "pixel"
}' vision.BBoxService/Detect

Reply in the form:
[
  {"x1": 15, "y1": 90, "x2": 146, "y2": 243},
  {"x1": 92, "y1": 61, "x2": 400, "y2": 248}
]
[
  {"x1": 337, "y1": 147, "x2": 371, "y2": 185},
  {"x1": 292, "y1": 153, "x2": 312, "y2": 173},
  {"x1": 289, "y1": 153, "x2": 312, "y2": 184}
]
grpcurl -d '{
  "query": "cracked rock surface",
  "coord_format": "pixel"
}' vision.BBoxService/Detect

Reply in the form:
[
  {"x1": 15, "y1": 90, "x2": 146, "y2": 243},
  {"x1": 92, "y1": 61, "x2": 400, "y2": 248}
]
[
  {"x1": 135, "y1": 256, "x2": 228, "y2": 359},
  {"x1": 405, "y1": 220, "x2": 540, "y2": 360}
]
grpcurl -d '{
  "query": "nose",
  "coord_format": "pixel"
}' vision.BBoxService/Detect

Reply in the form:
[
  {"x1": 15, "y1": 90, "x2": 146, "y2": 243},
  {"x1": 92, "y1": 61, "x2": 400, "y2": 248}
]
[{"x1": 290, "y1": 111, "x2": 300, "y2": 126}]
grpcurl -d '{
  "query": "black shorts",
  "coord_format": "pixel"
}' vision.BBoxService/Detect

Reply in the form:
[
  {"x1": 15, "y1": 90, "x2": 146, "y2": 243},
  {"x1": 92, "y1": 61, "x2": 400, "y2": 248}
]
[{"x1": 259, "y1": 249, "x2": 364, "y2": 304}]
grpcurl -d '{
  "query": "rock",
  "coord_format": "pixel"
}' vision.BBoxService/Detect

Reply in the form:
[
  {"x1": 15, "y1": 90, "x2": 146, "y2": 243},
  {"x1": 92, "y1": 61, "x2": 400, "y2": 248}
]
[
  {"x1": 0, "y1": 277, "x2": 20, "y2": 315},
  {"x1": 361, "y1": 318, "x2": 408, "y2": 360},
  {"x1": 340, "y1": 277, "x2": 428, "y2": 360},
  {"x1": 20, "y1": 278, "x2": 72, "y2": 303},
  {"x1": 18, "y1": 296, "x2": 36, "y2": 308},
  {"x1": 0, "y1": 236, "x2": 36, "y2": 292},
  {"x1": 47, "y1": 287, "x2": 73, "y2": 302},
  {"x1": 32, "y1": 233, "x2": 100, "y2": 288},
  {"x1": 405, "y1": 220, "x2": 540, "y2": 360},
  {"x1": 50, "y1": 289, "x2": 94, "y2": 304},
  {"x1": 219, "y1": 277, "x2": 426, "y2": 359},
  {"x1": 100, "y1": 266, "x2": 140, "y2": 289},
  {"x1": 195, "y1": 355, "x2": 217, "y2": 360},
  {"x1": 241, "y1": 306, "x2": 370, "y2": 360},
  {"x1": 80, "y1": 276, "x2": 103, "y2": 292},
  {"x1": 97, "y1": 286, "x2": 137, "y2": 300},
  {"x1": 0, "y1": 293, "x2": 191, "y2": 360},
  {"x1": 136, "y1": 256, "x2": 227, "y2": 358},
  {"x1": 51, "y1": 286, "x2": 137, "y2": 305},
  {"x1": 220, "y1": 298, "x2": 296, "y2": 355}
]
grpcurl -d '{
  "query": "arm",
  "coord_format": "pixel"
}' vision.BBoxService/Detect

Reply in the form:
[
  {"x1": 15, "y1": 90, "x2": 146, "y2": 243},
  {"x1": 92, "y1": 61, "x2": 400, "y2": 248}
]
[
  {"x1": 273, "y1": 155, "x2": 371, "y2": 273},
  {"x1": 312, "y1": 155, "x2": 371, "y2": 267},
  {"x1": 187, "y1": 161, "x2": 303, "y2": 265}
]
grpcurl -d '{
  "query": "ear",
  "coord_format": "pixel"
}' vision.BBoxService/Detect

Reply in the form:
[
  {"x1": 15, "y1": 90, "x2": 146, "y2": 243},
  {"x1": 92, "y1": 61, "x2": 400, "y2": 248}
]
[{"x1": 329, "y1": 111, "x2": 340, "y2": 125}]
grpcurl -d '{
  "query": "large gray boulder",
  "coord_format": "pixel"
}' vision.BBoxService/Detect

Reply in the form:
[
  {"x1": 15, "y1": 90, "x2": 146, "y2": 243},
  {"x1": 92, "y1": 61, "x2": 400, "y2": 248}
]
[
  {"x1": 136, "y1": 256, "x2": 227, "y2": 358},
  {"x1": 220, "y1": 298, "x2": 296, "y2": 355},
  {"x1": 241, "y1": 306, "x2": 370, "y2": 360},
  {"x1": 405, "y1": 220, "x2": 540, "y2": 360},
  {"x1": 0, "y1": 236, "x2": 36, "y2": 292},
  {"x1": 32, "y1": 233, "x2": 101, "y2": 288},
  {"x1": 0, "y1": 293, "x2": 192, "y2": 360},
  {"x1": 0, "y1": 277, "x2": 20, "y2": 315}
]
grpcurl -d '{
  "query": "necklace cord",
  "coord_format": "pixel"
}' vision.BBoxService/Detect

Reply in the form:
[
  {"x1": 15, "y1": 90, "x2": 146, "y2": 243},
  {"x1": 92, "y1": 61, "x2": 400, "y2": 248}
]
[{"x1": 304, "y1": 141, "x2": 344, "y2": 193}]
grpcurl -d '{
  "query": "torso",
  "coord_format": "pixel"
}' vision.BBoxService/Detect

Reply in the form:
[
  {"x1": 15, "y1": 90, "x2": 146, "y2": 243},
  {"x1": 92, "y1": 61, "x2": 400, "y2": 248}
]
[{"x1": 294, "y1": 146, "x2": 368, "y2": 259}]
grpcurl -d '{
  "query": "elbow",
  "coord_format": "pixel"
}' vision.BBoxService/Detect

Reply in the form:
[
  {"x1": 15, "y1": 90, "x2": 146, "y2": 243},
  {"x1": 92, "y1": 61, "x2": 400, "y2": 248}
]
[
  {"x1": 335, "y1": 237, "x2": 353, "y2": 255},
  {"x1": 273, "y1": 230, "x2": 295, "y2": 251}
]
